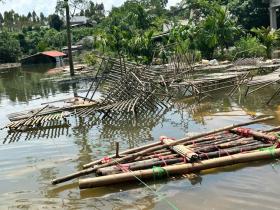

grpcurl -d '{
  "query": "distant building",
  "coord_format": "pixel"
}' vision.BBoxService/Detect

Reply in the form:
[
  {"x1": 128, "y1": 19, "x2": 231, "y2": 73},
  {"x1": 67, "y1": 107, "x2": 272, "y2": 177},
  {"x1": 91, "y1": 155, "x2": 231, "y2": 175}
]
[
  {"x1": 153, "y1": 20, "x2": 189, "y2": 41},
  {"x1": 20, "y1": 51, "x2": 65, "y2": 67},
  {"x1": 163, "y1": 20, "x2": 189, "y2": 33},
  {"x1": 70, "y1": 16, "x2": 96, "y2": 27},
  {"x1": 269, "y1": 0, "x2": 280, "y2": 29},
  {"x1": 62, "y1": 45, "x2": 83, "y2": 55}
]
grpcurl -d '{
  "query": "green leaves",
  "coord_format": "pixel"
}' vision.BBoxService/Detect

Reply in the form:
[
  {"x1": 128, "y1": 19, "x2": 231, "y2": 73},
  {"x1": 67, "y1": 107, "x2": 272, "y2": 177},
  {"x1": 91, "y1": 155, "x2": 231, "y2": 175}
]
[
  {"x1": 251, "y1": 27, "x2": 280, "y2": 58},
  {"x1": 233, "y1": 35, "x2": 266, "y2": 59},
  {"x1": 0, "y1": 30, "x2": 21, "y2": 63}
]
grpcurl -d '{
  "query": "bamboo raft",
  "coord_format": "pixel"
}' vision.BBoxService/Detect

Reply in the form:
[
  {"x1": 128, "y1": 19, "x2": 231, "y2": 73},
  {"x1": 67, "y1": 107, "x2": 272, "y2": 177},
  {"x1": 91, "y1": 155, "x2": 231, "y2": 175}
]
[
  {"x1": 50, "y1": 116, "x2": 280, "y2": 190},
  {"x1": 4, "y1": 97, "x2": 98, "y2": 132}
]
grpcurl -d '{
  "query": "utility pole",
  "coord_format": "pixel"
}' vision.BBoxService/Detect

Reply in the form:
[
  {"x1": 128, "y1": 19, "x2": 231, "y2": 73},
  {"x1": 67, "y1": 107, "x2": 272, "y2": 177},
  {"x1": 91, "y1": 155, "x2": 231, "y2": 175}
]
[{"x1": 65, "y1": 0, "x2": 75, "y2": 76}]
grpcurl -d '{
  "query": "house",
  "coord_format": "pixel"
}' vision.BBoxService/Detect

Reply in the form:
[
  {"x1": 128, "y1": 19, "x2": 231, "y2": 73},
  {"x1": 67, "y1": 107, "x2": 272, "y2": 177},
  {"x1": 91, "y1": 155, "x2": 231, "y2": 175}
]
[
  {"x1": 20, "y1": 51, "x2": 66, "y2": 67},
  {"x1": 62, "y1": 45, "x2": 83, "y2": 55},
  {"x1": 163, "y1": 20, "x2": 189, "y2": 33},
  {"x1": 269, "y1": 0, "x2": 280, "y2": 29},
  {"x1": 152, "y1": 20, "x2": 189, "y2": 41},
  {"x1": 70, "y1": 16, "x2": 96, "y2": 27}
]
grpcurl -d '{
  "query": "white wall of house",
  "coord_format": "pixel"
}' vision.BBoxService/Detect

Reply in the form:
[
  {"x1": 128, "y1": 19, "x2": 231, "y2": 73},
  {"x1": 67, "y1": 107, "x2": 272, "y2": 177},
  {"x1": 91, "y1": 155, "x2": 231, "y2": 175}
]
[{"x1": 270, "y1": 0, "x2": 280, "y2": 29}]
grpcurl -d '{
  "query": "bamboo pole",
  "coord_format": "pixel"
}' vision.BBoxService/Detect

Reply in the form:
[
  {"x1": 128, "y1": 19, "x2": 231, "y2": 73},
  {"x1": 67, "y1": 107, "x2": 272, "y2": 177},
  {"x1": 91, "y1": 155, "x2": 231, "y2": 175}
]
[
  {"x1": 83, "y1": 141, "x2": 162, "y2": 169},
  {"x1": 79, "y1": 148, "x2": 280, "y2": 189},
  {"x1": 52, "y1": 117, "x2": 274, "y2": 185},
  {"x1": 97, "y1": 156, "x2": 181, "y2": 176},
  {"x1": 231, "y1": 128, "x2": 277, "y2": 143},
  {"x1": 65, "y1": 0, "x2": 74, "y2": 76},
  {"x1": 10, "y1": 105, "x2": 49, "y2": 130},
  {"x1": 199, "y1": 144, "x2": 272, "y2": 159},
  {"x1": 97, "y1": 139, "x2": 267, "y2": 175}
]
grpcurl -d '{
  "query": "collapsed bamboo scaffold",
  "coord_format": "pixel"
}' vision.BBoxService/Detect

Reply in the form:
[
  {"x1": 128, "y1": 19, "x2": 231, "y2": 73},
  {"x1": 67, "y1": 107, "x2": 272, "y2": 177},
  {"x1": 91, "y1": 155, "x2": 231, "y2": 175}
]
[
  {"x1": 245, "y1": 68, "x2": 280, "y2": 104},
  {"x1": 170, "y1": 71, "x2": 250, "y2": 99},
  {"x1": 3, "y1": 52, "x2": 280, "y2": 135},
  {"x1": 49, "y1": 116, "x2": 280, "y2": 190}
]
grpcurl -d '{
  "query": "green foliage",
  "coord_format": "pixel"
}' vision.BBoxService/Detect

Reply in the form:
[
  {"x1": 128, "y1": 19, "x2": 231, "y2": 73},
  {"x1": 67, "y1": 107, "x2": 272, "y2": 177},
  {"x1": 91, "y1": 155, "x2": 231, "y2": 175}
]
[
  {"x1": 226, "y1": 0, "x2": 269, "y2": 30},
  {"x1": 127, "y1": 30, "x2": 155, "y2": 63},
  {"x1": 142, "y1": 0, "x2": 168, "y2": 16},
  {"x1": 38, "y1": 29, "x2": 67, "y2": 51},
  {"x1": 0, "y1": 0, "x2": 276, "y2": 64},
  {"x1": 181, "y1": 0, "x2": 270, "y2": 29},
  {"x1": 72, "y1": 27, "x2": 95, "y2": 42},
  {"x1": 96, "y1": 0, "x2": 155, "y2": 61},
  {"x1": 0, "y1": 30, "x2": 21, "y2": 63},
  {"x1": 48, "y1": 14, "x2": 64, "y2": 31},
  {"x1": 83, "y1": 52, "x2": 97, "y2": 66},
  {"x1": 251, "y1": 27, "x2": 280, "y2": 59},
  {"x1": 0, "y1": 13, "x2": 4, "y2": 28},
  {"x1": 84, "y1": 1, "x2": 105, "y2": 23},
  {"x1": 232, "y1": 35, "x2": 266, "y2": 59},
  {"x1": 195, "y1": 5, "x2": 240, "y2": 59}
]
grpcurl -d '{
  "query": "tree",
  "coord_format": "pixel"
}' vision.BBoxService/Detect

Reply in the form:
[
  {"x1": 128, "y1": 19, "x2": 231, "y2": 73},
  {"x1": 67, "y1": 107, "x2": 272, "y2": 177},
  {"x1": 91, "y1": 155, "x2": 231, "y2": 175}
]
[
  {"x1": 48, "y1": 14, "x2": 64, "y2": 31},
  {"x1": 226, "y1": 0, "x2": 269, "y2": 30},
  {"x1": 0, "y1": 13, "x2": 3, "y2": 29},
  {"x1": 233, "y1": 35, "x2": 266, "y2": 59},
  {"x1": 128, "y1": 30, "x2": 155, "y2": 63},
  {"x1": 0, "y1": 30, "x2": 22, "y2": 63},
  {"x1": 84, "y1": 1, "x2": 105, "y2": 23},
  {"x1": 251, "y1": 27, "x2": 280, "y2": 59},
  {"x1": 180, "y1": 0, "x2": 270, "y2": 30},
  {"x1": 4, "y1": 10, "x2": 14, "y2": 31},
  {"x1": 214, "y1": 6, "x2": 240, "y2": 54},
  {"x1": 32, "y1": 11, "x2": 37, "y2": 22},
  {"x1": 56, "y1": 0, "x2": 87, "y2": 16},
  {"x1": 195, "y1": 5, "x2": 240, "y2": 59},
  {"x1": 39, "y1": 12, "x2": 45, "y2": 24},
  {"x1": 142, "y1": 0, "x2": 168, "y2": 16},
  {"x1": 27, "y1": 12, "x2": 32, "y2": 21}
]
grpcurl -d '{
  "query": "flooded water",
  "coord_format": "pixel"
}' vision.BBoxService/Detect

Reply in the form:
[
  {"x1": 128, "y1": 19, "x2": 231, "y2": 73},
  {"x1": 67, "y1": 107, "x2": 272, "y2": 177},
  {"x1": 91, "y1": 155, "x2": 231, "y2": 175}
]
[{"x1": 1, "y1": 66, "x2": 280, "y2": 210}]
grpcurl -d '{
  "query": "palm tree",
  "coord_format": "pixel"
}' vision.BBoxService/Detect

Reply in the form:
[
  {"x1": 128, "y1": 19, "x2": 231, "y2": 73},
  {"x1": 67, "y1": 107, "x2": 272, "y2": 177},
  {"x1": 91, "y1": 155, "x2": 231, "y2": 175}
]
[{"x1": 251, "y1": 27, "x2": 280, "y2": 59}]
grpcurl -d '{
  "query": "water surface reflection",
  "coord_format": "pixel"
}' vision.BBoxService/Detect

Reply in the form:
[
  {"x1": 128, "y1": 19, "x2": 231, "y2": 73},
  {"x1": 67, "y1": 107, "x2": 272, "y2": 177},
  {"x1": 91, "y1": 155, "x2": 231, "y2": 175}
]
[{"x1": 0, "y1": 67, "x2": 280, "y2": 209}]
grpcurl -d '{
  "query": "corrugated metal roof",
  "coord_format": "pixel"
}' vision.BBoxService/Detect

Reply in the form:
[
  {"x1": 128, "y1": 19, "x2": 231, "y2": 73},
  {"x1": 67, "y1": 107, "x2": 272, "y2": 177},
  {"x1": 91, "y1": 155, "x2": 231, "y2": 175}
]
[{"x1": 41, "y1": 51, "x2": 66, "y2": 57}]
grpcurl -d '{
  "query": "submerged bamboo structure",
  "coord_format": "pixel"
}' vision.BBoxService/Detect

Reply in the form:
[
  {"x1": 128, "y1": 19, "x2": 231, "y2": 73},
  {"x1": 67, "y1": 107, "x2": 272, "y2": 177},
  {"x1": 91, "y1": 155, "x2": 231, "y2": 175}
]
[
  {"x1": 245, "y1": 68, "x2": 280, "y2": 104},
  {"x1": 170, "y1": 71, "x2": 250, "y2": 99}
]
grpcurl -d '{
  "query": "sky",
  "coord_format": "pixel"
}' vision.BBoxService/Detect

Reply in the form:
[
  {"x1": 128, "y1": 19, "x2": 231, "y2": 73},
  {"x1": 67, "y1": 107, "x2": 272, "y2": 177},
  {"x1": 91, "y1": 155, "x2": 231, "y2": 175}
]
[{"x1": 0, "y1": 0, "x2": 181, "y2": 16}]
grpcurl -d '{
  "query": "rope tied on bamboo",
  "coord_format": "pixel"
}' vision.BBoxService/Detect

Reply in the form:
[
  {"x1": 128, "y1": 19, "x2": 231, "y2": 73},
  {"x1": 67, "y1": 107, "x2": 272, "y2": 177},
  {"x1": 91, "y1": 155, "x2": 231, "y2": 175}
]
[
  {"x1": 159, "y1": 136, "x2": 176, "y2": 143},
  {"x1": 117, "y1": 164, "x2": 130, "y2": 172},
  {"x1": 153, "y1": 153, "x2": 168, "y2": 166},
  {"x1": 272, "y1": 133, "x2": 280, "y2": 148},
  {"x1": 152, "y1": 166, "x2": 169, "y2": 180},
  {"x1": 259, "y1": 146, "x2": 277, "y2": 158},
  {"x1": 234, "y1": 127, "x2": 278, "y2": 143},
  {"x1": 235, "y1": 127, "x2": 251, "y2": 137},
  {"x1": 101, "y1": 157, "x2": 112, "y2": 164}
]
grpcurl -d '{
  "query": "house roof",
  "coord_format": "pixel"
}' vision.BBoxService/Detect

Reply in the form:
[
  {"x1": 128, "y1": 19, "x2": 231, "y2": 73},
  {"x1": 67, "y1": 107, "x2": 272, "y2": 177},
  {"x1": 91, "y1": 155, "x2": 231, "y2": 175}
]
[
  {"x1": 41, "y1": 51, "x2": 66, "y2": 57},
  {"x1": 70, "y1": 16, "x2": 89, "y2": 24}
]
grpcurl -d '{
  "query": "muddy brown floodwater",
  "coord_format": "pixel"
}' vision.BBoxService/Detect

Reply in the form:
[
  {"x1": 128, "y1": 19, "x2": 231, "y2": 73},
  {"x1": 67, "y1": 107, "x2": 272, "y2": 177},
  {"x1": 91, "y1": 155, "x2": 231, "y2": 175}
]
[{"x1": 0, "y1": 66, "x2": 280, "y2": 210}]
